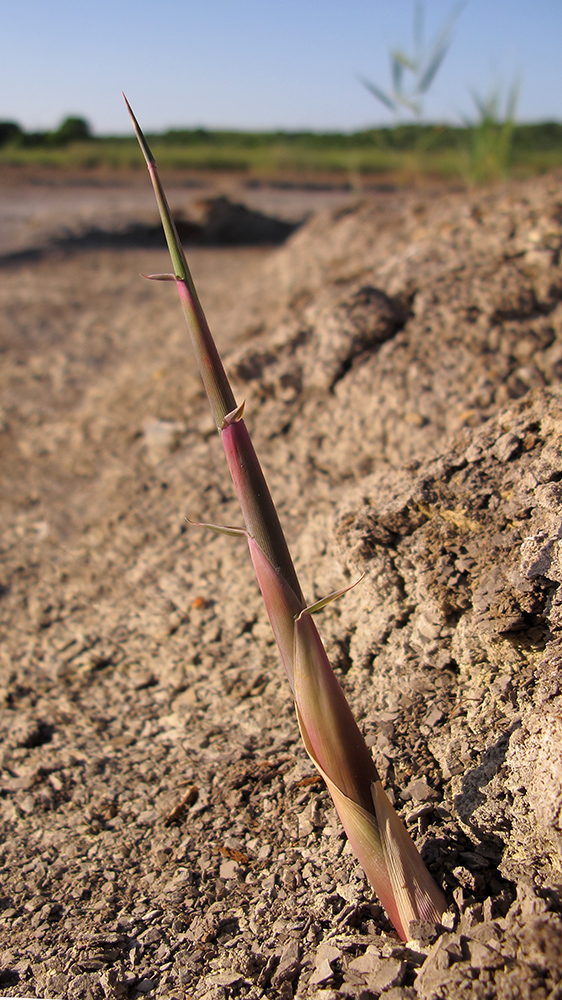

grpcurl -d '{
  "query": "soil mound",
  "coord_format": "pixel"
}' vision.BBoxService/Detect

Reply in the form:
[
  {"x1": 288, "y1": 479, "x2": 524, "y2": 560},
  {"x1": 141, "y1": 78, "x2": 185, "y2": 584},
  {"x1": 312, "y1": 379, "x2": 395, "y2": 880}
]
[
  {"x1": 0, "y1": 195, "x2": 299, "y2": 265},
  {"x1": 1, "y1": 172, "x2": 562, "y2": 998}
]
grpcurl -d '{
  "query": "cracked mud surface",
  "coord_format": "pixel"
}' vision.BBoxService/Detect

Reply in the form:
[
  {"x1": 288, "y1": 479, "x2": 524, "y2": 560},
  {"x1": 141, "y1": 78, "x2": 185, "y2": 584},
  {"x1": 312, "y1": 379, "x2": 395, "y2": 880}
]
[{"x1": 1, "y1": 171, "x2": 562, "y2": 998}]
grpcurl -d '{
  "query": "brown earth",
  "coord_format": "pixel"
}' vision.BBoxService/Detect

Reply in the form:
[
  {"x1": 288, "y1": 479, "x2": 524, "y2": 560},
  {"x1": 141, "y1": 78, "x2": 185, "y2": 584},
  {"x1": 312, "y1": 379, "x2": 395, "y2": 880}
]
[{"x1": 1, "y1": 169, "x2": 562, "y2": 999}]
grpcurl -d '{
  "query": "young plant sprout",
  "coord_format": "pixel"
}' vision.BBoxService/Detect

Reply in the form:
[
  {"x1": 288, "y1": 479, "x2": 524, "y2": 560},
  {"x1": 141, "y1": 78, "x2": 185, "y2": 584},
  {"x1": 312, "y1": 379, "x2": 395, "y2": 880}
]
[{"x1": 124, "y1": 96, "x2": 447, "y2": 941}]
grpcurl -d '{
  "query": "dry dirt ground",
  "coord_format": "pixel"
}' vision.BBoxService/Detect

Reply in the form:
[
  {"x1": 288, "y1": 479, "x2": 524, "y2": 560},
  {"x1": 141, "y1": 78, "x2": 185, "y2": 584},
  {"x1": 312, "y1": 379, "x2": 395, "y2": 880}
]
[{"x1": 1, "y1": 169, "x2": 562, "y2": 999}]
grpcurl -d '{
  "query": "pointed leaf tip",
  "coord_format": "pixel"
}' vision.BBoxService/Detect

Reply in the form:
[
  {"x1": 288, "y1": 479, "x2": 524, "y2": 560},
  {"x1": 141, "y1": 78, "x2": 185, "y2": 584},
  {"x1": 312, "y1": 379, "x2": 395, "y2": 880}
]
[
  {"x1": 223, "y1": 401, "x2": 246, "y2": 426},
  {"x1": 122, "y1": 94, "x2": 155, "y2": 167},
  {"x1": 297, "y1": 573, "x2": 365, "y2": 618},
  {"x1": 186, "y1": 517, "x2": 248, "y2": 538}
]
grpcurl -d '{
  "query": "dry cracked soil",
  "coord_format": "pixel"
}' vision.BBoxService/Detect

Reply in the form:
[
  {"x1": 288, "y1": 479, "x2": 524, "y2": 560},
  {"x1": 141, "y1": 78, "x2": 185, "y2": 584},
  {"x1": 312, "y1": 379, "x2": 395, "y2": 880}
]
[{"x1": 1, "y1": 168, "x2": 562, "y2": 999}]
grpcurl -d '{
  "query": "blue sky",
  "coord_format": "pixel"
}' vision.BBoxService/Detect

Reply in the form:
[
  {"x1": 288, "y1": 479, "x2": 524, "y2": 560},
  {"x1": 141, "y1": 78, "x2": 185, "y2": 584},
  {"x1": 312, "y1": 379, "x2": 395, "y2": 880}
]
[{"x1": 2, "y1": 0, "x2": 560, "y2": 133}]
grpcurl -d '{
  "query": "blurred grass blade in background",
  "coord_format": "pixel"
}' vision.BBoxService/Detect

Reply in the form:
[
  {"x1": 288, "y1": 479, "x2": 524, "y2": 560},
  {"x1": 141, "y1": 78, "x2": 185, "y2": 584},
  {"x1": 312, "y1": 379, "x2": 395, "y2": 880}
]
[
  {"x1": 360, "y1": 1, "x2": 466, "y2": 119},
  {"x1": 461, "y1": 79, "x2": 520, "y2": 184}
]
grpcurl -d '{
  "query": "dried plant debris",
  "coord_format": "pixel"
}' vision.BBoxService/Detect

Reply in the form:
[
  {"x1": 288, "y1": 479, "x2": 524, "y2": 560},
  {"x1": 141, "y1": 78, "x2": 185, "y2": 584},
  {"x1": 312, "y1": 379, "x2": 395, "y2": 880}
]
[{"x1": 2, "y1": 171, "x2": 562, "y2": 996}]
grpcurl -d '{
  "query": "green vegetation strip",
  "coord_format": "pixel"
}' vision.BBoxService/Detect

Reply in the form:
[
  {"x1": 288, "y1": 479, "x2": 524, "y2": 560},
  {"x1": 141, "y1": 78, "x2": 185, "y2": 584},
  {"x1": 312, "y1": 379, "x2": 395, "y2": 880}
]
[{"x1": 2, "y1": 120, "x2": 562, "y2": 182}]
